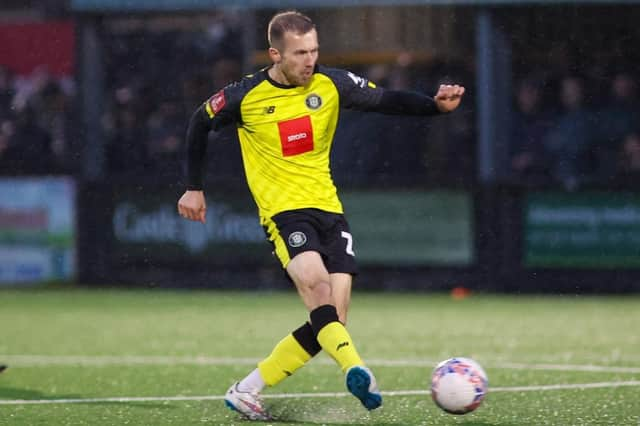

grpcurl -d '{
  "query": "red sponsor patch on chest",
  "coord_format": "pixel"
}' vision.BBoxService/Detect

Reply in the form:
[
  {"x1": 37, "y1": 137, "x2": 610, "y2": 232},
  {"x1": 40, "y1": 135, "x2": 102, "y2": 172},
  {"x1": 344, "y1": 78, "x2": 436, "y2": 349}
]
[
  {"x1": 208, "y1": 90, "x2": 226, "y2": 114},
  {"x1": 278, "y1": 115, "x2": 314, "y2": 156}
]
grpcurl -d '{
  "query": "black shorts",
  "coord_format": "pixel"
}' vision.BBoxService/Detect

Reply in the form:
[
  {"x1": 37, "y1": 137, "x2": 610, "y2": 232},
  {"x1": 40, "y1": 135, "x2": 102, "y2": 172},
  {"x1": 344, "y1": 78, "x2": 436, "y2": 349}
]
[{"x1": 264, "y1": 208, "x2": 358, "y2": 275}]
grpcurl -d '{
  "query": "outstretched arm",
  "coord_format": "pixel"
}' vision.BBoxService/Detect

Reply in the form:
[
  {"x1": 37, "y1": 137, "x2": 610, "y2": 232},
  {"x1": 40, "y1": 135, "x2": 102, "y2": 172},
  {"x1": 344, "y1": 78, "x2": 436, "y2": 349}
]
[
  {"x1": 323, "y1": 67, "x2": 465, "y2": 116},
  {"x1": 374, "y1": 84, "x2": 465, "y2": 115}
]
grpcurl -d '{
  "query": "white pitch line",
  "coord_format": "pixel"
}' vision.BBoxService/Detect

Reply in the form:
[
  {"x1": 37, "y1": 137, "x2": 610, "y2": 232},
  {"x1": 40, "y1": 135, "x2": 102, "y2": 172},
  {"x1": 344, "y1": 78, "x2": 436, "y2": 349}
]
[
  {"x1": 1, "y1": 381, "x2": 639, "y2": 406},
  {"x1": 1, "y1": 355, "x2": 640, "y2": 374},
  {"x1": 372, "y1": 359, "x2": 640, "y2": 374},
  {"x1": 0, "y1": 355, "x2": 261, "y2": 366},
  {"x1": 497, "y1": 362, "x2": 640, "y2": 374}
]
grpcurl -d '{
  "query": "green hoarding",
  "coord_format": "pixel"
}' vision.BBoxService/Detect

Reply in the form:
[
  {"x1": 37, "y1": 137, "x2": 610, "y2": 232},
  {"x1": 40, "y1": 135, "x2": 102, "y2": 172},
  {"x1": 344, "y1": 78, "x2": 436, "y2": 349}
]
[
  {"x1": 342, "y1": 190, "x2": 474, "y2": 266},
  {"x1": 111, "y1": 187, "x2": 270, "y2": 265},
  {"x1": 525, "y1": 192, "x2": 640, "y2": 268},
  {"x1": 111, "y1": 188, "x2": 474, "y2": 267}
]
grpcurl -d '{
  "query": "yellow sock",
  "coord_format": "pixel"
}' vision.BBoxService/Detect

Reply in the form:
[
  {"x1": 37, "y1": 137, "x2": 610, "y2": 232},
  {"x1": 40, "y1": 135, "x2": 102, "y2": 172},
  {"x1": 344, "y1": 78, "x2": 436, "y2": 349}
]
[
  {"x1": 316, "y1": 321, "x2": 364, "y2": 372},
  {"x1": 257, "y1": 331, "x2": 316, "y2": 386}
]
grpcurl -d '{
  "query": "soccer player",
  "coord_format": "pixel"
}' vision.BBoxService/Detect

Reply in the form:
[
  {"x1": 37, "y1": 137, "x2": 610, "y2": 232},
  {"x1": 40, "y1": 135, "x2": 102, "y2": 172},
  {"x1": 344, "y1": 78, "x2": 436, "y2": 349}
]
[{"x1": 178, "y1": 10, "x2": 464, "y2": 421}]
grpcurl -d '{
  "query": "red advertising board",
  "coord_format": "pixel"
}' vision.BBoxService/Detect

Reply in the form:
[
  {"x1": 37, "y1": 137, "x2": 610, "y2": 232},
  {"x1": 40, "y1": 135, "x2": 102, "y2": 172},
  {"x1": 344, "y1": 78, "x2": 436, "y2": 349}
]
[{"x1": 0, "y1": 21, "x2": 75, "y2": 76}]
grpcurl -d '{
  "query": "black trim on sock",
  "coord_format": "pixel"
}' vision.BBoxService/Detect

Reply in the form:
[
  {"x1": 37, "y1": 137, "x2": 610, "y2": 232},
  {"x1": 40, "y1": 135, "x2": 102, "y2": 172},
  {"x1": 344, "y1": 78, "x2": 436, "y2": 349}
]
[
  {"x1": 309, "y1": 304, "x2": 339, "y2": 335},
  {"x1": 292, "y1": 322, "x2": 322, "y2": 356}
]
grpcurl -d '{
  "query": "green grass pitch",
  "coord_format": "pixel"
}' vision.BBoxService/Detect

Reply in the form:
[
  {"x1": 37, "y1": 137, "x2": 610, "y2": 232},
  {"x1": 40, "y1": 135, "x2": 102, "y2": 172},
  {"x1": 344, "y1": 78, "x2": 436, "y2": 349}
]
[{"x1": 0, "y1": 289, "x2": 639, "y2": 425}]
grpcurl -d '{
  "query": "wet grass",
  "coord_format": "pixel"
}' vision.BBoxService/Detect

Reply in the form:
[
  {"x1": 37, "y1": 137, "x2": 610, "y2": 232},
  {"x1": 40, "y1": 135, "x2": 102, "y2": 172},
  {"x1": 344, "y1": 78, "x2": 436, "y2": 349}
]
[{"x1": 0, "y1": 289, "x2": 638, "y2": 425}]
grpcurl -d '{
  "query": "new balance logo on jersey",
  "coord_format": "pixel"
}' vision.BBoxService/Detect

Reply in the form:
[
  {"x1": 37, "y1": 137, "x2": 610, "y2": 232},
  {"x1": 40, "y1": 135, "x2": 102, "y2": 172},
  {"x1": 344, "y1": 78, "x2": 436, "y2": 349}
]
[
  {"x1": 278, "y1": 116, "x2": 314, "y2": 157},
  {"x1": 263, "y1": 105, "x2": 276, "y2": 114}
]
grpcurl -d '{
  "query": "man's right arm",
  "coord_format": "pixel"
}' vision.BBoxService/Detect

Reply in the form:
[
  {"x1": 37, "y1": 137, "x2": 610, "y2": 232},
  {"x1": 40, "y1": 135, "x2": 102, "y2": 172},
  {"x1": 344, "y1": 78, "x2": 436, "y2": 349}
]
[
  {"x1": 185, "y1": 105, "x2": 212, "y2": 191},
  {"x1": 184, "y1": 86, "x2": 240, "y2": 190},
  {"x1": 179, "y1": 87, "x2": 240, "y2": 223},
  {"x1": 178, "y1": 105, "x2": 211, "y2": 223}
]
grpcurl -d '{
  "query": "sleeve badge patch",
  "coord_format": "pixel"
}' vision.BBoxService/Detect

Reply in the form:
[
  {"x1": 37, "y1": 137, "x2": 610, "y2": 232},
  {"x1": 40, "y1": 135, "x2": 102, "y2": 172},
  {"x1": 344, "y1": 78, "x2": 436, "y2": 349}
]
[{"x1": 206, "y1": 90, "x2": 226, "y2": 117}]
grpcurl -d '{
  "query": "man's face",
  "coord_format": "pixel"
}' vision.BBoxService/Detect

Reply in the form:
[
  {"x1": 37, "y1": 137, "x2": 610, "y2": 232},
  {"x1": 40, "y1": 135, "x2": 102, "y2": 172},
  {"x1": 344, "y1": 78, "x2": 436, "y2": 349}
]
[{"x1": 276, "y1": 29, "x2": 319, "y2": 86}]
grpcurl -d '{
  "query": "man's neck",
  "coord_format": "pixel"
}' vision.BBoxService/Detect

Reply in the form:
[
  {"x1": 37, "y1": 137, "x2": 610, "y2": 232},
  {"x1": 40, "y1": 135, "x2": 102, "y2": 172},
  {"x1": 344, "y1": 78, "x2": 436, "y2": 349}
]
[{"x1": 268, "y1": 65, "x2": 291, "y2": 86}]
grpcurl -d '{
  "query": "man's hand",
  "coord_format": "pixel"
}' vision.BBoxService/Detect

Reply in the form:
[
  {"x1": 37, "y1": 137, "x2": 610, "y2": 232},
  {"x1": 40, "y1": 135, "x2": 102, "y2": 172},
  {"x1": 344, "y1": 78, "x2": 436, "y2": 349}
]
[
  {"x1": 178, "y1": 190, "x2": 207, "y2": 223},
  {"x1": 434, "y1": 84, "x2": 465, "y2": 113}
]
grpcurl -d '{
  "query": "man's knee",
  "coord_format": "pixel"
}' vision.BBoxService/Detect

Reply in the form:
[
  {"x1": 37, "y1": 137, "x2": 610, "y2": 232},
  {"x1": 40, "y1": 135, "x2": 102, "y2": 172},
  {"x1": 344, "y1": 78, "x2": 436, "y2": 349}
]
[
  {"x1": 297, "y1": 273, "x2": 331, "y2": 298},
  {"x1": 288, "y1": 253, "x2": 328, "y2": 287},
  {"x1": 288, "y1": 251, "x2": 333, "y2": 306},
  {"x1": 293, "y1": 268, "x2": 333, "y2": 307}
]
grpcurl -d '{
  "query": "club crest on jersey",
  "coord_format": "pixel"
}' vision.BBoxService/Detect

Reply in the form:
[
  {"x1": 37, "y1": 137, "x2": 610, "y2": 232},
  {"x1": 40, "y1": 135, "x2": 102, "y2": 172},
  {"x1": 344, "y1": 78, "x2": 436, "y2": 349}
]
[
  {"x1": 305, "y1": 94, "x2": 322, "y2": 110},
  {"x1": 288, "y1": 231, "x2": 307, "y2": 248}
]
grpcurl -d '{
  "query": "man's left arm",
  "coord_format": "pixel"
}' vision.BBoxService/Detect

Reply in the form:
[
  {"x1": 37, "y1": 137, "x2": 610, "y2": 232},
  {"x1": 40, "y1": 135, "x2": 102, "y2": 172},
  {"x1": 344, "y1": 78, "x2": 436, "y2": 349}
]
[
  {"x1": 377, "y1": 84, "x2": 465, "y2": 115},
  {"x1": 324, "y1": 67, "x2": 464, "y2": 115}
]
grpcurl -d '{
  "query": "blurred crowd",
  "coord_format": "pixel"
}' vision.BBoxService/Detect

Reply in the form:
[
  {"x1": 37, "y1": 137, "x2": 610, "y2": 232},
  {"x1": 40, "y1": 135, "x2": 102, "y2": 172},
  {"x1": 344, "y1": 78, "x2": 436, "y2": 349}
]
[
  {"x1": 1, "y1": 18, "x2": 639, "y2": 190},
  {"x1": 331, "y1": 55, "x2": 475, "y2": 187},
  {"x1": 0, "y1": 64, "x2": 77, "y2": 175},
  {"x1": 97, "y1": 23, "x2": 474, "y2": 187},
  {"x1": 508, "y1": 70, "x2": 640, "y2": 189},
  {"x1": 100, "y1": 18, "x2": 243, "y2": 181}
]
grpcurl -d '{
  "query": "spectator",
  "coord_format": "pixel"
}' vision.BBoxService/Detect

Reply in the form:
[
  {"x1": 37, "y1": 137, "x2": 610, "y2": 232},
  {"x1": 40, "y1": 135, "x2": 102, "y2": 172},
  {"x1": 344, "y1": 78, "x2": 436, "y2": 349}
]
[
  {"x1": 544, "y1": 75, "x2": 595, "y2": 189},
  {"x1": 422, "y1": 63, "x2": 475, "y2": 186},
  {"x1": 0, "y1": 119, "x2": 14, "y2": 164},
  {"x1": 509, "y1": 76, "x2": 554, "y2": 186},
  {"x1": 593, "y1": 71, "x2": 640, "y2": 181},
  {"x1": 104, "y1": 92, "x2": 149, "y2": 176},
  {"x1": 387, "y1": 51, "x2": 415, "y2": 91},
  {"x1": 613, "y1": 131, "x2": 640, "y2": 186},
  {"x1": 0, "y1": 65, "x2": 14, "y2": 121},
  {"x1": 599, "y1": 72, "x2": 639, "y2": 142},
  {"x1": 39, "y1": 81, "x2": 75, "y2": 172},
  {"x1": 1, "y1": 104, "x2": 53, "y2": 174},
  {"x1": 210, "y1": 58, "x2": 242, "y2": 93},
  {"x1": 146, "y1": 98, "x2": 184, "y2": 177}
]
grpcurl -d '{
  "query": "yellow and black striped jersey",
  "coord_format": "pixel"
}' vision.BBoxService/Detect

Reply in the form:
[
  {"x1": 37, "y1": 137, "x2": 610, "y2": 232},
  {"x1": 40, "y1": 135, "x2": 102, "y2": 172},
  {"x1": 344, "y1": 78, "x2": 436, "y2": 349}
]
[{"x1": 186, "y1": 65, "x2": 440, "y2": 225}]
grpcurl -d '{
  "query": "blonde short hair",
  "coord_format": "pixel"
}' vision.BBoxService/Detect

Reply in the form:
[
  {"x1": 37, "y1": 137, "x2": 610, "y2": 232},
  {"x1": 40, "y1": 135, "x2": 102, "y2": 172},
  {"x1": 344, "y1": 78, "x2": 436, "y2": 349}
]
[{"x1": 268, "y1": 10, "x2": 315, "y2": 49}]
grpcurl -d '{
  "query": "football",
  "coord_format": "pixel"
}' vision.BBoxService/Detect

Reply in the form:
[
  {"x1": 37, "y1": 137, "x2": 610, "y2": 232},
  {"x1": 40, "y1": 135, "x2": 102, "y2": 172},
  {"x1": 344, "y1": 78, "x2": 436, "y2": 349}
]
[{"x1": 430, "y1": 357, "x2": 488, "y2": 414}]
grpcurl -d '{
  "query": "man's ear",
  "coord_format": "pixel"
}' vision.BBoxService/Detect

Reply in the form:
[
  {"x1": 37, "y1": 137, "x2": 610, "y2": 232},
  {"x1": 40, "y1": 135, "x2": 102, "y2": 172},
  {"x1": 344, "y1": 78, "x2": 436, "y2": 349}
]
[{"x1": 268, "y1": 47, "x2": 281, "y2": 64}]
